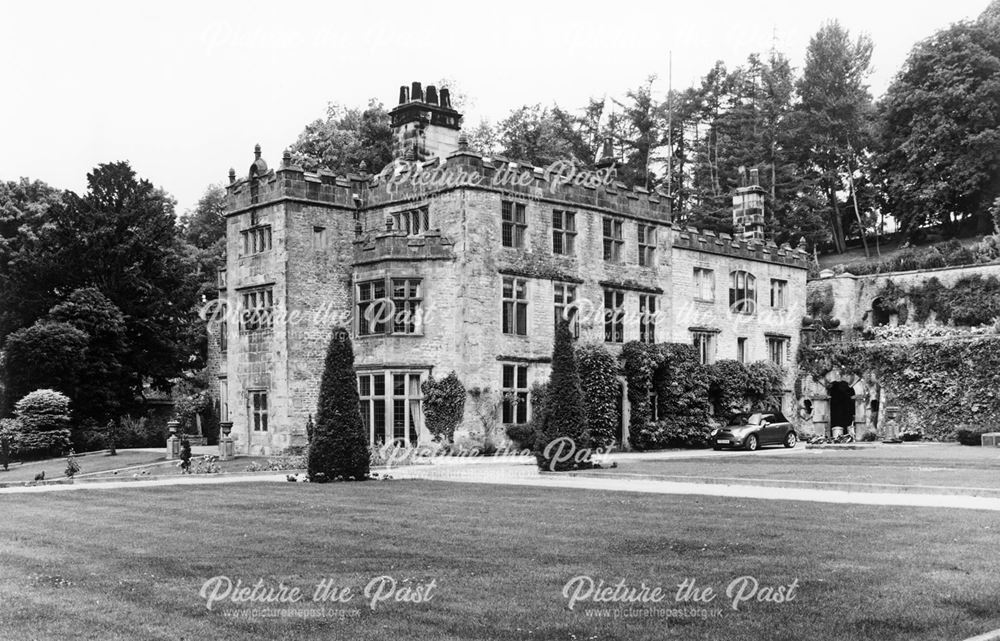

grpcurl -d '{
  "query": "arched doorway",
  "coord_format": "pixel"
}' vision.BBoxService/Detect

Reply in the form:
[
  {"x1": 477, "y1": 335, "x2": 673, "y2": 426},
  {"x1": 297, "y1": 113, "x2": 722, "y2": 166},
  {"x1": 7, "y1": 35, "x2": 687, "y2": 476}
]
[
  {"x1": 828, "y1": 381, "x2": 856, "y2": 434},
  {"x1": 871, "y1": 297, "x2": 892, "y2": 326}
]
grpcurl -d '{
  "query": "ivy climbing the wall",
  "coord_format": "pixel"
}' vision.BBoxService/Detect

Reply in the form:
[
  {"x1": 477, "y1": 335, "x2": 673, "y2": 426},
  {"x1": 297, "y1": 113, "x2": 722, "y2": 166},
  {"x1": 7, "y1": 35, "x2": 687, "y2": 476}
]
[
  {"x1": 797, "y1": 335, "x2": 1000, "y2": 439},
  {"x1": 874, "y1": 275, "x2": 1000, "y2": 327}
]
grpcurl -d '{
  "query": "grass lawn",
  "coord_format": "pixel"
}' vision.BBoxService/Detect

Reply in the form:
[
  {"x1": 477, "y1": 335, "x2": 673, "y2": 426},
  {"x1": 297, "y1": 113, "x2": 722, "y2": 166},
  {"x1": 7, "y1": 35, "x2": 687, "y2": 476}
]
[
  {"x1": 1, "y1": 480, "x2": 998, "y2": 640},
  {"x1": 81, "y1": 455, "x2": 296, "y2": 479},
  {"x1": 0, "y1": 451, "x2": 298, "y2": 484},
  {"x1": 590, "y1": 445, "x2": 1000, "y2": 492},
  {"x1": 0, "y1": 450, "x2": 166, "y2": 484}
]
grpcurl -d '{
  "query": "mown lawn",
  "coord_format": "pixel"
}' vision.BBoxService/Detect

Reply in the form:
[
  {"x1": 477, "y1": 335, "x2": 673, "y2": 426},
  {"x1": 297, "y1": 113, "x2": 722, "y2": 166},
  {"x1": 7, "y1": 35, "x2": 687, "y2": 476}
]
[
  {"x1": 0, "y1": 480, "x2": 998, "y2": 640},
  {"x1": 591, "y1": 445, "x2": 1000, "y2": 492},
  {"x1": 0, "y1": 450, "x2": 165, "y2": 484}
]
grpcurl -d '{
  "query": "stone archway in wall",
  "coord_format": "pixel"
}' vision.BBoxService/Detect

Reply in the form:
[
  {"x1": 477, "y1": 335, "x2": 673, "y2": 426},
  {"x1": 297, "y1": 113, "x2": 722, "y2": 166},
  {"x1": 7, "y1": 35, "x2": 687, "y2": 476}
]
[
  {"x1": 799, "y1": 371, "x2": 873, "y2": 438},
  {"x1": 828, "y1": 381, "x2": 856, "y2": 434}
]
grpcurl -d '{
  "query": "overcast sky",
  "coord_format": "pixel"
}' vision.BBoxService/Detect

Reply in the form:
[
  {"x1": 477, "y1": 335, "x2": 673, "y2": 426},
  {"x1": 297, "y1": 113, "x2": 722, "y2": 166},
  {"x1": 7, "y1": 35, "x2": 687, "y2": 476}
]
[{"x1": 0, "y1": 0, "x2": 990, "y2": 214}]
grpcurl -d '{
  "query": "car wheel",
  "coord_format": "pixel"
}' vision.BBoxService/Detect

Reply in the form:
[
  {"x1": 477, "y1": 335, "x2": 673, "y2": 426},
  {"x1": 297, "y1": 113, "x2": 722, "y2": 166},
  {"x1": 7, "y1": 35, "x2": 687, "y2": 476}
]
[
  {"x1": 784, "y1": 432, "x2": 797, "y2": 448},
  {"x1": 744, "y1": 434, "x2": 759, "y2": 452},
  {"x1": 713, "y1": 444, "x2": 722, "y2": 451}
]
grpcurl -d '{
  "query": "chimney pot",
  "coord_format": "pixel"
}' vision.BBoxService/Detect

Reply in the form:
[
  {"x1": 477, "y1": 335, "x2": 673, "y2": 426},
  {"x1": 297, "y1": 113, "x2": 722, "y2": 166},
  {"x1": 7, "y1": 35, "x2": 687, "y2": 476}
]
[
  {"x1": 426, "y1": 85, "x2": 438, "y2": 105},
  {"x1": 398, "y1": 85, "x2": 409, "y2": 104},
  {"x1": 440, "y1": 88, "x2": 451, "y2": 109},
  {"x1": 411, "y1": 81, "x2": 423, "y2": 102}
]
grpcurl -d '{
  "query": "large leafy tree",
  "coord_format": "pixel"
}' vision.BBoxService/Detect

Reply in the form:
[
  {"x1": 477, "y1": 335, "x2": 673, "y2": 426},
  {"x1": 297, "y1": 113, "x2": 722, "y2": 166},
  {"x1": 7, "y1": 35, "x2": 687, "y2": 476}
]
[
  {"x1": 877, "y1": 4, "x2": 1000, "y2": 236},
  {"x1": 788, "y1": 21, "x2": 875, "y2": 254},
  {"x1": 47, "y1": 288, "x2": 132, "y2": 428},
  {"x1": 289, "y1": 100, "x2": 394, "y2": 174},
  {"x1": 495, "y1": 104, "x2": 594, "y2": 167},
  {"x1": 2, "y1": 321, "x2": 88, "y2": 414},
  {"x1": 0, "y1": 162, "x2": 202, "y2": 407}
]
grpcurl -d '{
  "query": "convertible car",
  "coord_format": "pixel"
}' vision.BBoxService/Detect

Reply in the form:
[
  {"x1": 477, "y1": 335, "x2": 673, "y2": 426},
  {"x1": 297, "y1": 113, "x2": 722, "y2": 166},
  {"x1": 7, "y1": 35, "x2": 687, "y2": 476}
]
[{"x1": 711, "y1": 412, "x2": 797, "y2": 451}]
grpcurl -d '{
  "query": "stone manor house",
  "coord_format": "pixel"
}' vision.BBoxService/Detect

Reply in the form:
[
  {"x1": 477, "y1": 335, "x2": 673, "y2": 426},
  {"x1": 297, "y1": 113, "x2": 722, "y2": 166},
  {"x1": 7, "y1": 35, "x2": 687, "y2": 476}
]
[{"x1": 209, "y1": 81, "x2": 809, "y2": 455}]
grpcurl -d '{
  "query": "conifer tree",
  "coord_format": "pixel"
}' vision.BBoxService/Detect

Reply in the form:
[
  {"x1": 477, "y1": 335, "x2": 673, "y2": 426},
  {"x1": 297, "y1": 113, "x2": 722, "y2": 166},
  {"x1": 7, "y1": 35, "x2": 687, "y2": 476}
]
[
  {"x1": 308, "y1": 327, "x2": 370, "y2": 482},
  {"x1": 535, "y1": 320, "x2": 591, "y2": 471}
]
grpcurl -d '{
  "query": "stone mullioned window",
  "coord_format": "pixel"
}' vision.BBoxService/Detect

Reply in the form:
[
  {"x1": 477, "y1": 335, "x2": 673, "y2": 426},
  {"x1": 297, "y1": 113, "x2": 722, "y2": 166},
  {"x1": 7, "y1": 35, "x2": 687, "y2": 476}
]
[
  {"x1": 552, "y1": 210, "x2": 577, "y2": 255},
  {"x1": 501, "y1": 200, "x2": 527, "y2": 248},
  {"x1": 356, "y1": 277, "x2": 423, "y2": 336}
]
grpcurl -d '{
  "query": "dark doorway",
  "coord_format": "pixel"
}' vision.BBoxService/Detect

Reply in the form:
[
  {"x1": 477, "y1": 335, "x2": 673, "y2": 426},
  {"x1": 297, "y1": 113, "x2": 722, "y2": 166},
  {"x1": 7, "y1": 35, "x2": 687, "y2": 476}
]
[
  {"x1": 871, "y1": 298, "x2": 892, "y2": 326},
  {"x1": 828, "y1": 381, "x2": 856, "y2": 434}
]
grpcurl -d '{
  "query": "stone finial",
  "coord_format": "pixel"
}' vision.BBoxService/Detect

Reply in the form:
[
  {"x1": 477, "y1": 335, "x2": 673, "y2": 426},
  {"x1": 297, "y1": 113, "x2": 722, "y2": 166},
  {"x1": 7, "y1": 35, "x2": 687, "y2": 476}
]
[
  {"x1": 359, "y1": 160, "x2": 369, "y2": 174},
  {"x1": 228, "y1": 168, "x2": 236, "y2": 184},
  {"x1": 254, "y1": 144, "x2": 262, "y2": 159},
  {"x1": 282, "y1": 149, "x2": 292, "y2": 167},
  {"x1": 798, "y1": 236, "x2": 808, "y2": 249},
  {"x1": 458, "y1": 131, "x2": 469, "y2": 151}
]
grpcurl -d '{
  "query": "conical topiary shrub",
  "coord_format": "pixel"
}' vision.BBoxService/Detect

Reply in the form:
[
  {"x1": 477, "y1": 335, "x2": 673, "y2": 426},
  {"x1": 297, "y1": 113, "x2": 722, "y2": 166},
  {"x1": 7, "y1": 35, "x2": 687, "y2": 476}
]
[
  {"x1": 534, "y1": 319, "x2": 591, "y2": 471},
  {"x1": 308, "y1": 326, "x2": 370, "y2": 482}
]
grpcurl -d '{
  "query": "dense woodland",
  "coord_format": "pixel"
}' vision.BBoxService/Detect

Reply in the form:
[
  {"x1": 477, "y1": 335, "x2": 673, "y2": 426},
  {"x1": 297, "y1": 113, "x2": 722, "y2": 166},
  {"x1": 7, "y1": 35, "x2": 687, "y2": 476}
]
[{"x1": 0, "y1": 7, "x2": 998, "y2": 443}]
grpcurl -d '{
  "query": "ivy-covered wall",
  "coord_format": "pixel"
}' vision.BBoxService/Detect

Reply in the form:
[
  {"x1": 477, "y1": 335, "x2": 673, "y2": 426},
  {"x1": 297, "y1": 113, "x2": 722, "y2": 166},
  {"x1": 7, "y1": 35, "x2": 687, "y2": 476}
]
[
  {"x1": 797, "y1": 334, "x2": 1000, "y2": 438},
  {"x1": 621, "y1": 341, "x2": 785, "y2": 450}
]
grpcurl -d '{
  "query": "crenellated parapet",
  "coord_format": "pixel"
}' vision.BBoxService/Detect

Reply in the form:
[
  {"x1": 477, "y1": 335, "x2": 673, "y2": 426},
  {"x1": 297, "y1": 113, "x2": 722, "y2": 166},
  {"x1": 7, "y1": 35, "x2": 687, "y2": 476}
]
[
  {"x1": 365, "y1": 150, "x2": 673, "y2": 222},
  {"x1": 671, "y1": 224, "x2": 809, "y2": 268},
  {"x1": 352, "y1": 229, "x2": 455, "y2": 266},
  {"x1": 226, "y1": 147, "x2": 366, "y2": 214}
]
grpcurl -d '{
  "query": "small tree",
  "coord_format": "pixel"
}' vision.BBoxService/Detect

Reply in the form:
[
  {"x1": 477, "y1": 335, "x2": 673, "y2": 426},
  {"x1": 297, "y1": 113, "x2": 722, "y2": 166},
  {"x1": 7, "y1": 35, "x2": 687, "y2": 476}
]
[
  {"x1": 179, "y1": 436, "x2": 192, "y2": 474},
  {"x1": 0, "y1": 422, "x2": 13, "y2": 470},
  {"x1": 535, "y1": 320, "x2": 591, "y2": 471},
  {"x1": 308, "y1": 327, "x2": 369, "y2": 482},
  {"x1": 421, "y1": 372, "x2": 466, "y2": 443},
  {"x1": 13, "y1": 389, "x2": 72, "y2": 459},
  {"x1": 64, "y1": 449, "x2": 80, "y2": 478}
]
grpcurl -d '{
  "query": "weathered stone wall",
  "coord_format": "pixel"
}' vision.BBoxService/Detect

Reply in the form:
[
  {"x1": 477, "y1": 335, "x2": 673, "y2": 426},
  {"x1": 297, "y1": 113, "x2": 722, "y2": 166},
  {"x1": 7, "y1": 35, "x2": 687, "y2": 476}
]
[
  {"x1": 812, "y1": 262, "x2": 1000, "y2": 329},
  {"x1": 800, "y1": 262, "x2": 1000, "y2": 440},
  {"x1": 219, "y1": 149, "x2": 808, "y2": 452},
  {"x1": 221, "y1": 199, "x2": 289, "y2": 455}
]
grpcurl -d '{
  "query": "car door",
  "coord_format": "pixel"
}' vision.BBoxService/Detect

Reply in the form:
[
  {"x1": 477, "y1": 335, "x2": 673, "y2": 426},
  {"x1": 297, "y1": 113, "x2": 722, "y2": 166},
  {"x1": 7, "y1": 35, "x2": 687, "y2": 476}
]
[
  {"x1": 767, "y1": 412, "x2": 790, "y2": 444},
  {"x1": 759, "y1": 414, "x2": 780, "y2": 445}
]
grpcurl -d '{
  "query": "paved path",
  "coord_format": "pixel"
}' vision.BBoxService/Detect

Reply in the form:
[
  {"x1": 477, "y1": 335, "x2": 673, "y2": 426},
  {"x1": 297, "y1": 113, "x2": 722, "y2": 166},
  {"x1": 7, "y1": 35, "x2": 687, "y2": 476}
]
[
  {"x1": 4, "y1": 450, "x2": 1000, "y2": 511},
  {"x1": 389, "y1": 462, "x2": 1000, "y2": 512}
]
